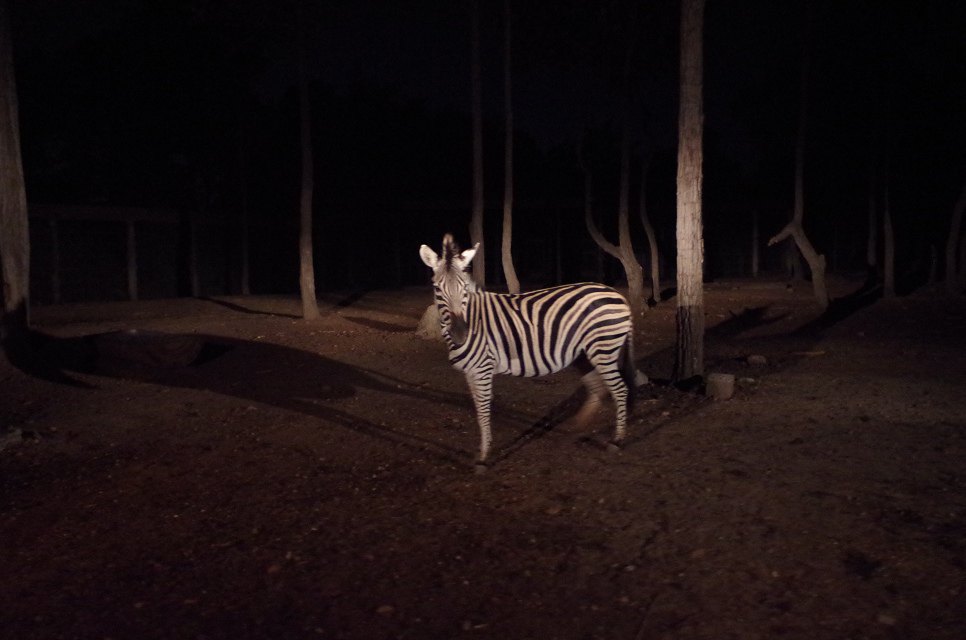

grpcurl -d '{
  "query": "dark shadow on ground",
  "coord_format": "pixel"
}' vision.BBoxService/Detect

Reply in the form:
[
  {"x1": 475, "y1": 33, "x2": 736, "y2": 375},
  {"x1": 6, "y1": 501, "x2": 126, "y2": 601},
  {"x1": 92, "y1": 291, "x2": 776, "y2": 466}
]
[
  {"x1": 10, "y1": 329, "x2": 476, "y2": 465},
  {"x1": 198, "y1": 297, "x2": 300, "y2": 319},
  {"x1": 794, "y1": 282, "x2": 883, "y2": 335},
  {"x1": 342, "y1": 315, "x2": 415, "y2": 333},
  {"x1": 470, "y1": 306, "x2": 797, "y2": 467},
  {"x1": 334, "y1": 290, "x2": 370, "y2": 308},
  {"x1": 707, "y1": 306, "x2": 792, "y2": 338}
]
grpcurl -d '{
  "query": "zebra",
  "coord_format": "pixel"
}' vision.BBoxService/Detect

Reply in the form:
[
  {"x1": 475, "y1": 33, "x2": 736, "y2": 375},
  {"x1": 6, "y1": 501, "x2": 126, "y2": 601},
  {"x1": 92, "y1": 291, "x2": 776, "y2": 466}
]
[{"x1": 419, "y1": 233, "x2": 637, "y2": 471}]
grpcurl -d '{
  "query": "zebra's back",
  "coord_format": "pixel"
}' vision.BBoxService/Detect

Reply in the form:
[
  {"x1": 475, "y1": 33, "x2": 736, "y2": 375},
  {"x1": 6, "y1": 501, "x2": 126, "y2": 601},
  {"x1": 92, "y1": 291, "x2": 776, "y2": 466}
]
[{"x1": 467, "y1": 283, "x2": 632, "y2": 377}]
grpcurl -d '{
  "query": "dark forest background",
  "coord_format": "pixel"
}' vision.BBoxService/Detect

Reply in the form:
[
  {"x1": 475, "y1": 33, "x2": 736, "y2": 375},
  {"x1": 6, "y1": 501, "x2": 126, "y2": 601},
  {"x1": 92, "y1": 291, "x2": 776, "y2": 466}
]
[{"x1": 10, "y1": 0, "x2": 966, "y2": 302}]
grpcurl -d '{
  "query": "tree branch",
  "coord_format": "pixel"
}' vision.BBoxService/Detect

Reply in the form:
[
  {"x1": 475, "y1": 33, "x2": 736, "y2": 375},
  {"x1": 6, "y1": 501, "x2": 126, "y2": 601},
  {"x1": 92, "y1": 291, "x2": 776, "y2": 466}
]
[
  {"x1": 767, "y1": 221, "x2": 795, "y2": 247},
  {"x1": 584, "y1": 197, "x2": 622, "y2": 261},
  {"x1": 577, "y1": 139, "x2": 621, "y2": 261}
]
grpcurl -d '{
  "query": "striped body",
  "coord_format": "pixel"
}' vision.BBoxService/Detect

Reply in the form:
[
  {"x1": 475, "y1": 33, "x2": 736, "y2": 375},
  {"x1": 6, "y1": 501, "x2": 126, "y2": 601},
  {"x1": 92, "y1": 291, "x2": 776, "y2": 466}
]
[
  {"x1": 420, "y1": 235, "x2": 636, "y2": 467},
  {"x1": 440, "y1": 283, "x2": 631, "y2": 378}
]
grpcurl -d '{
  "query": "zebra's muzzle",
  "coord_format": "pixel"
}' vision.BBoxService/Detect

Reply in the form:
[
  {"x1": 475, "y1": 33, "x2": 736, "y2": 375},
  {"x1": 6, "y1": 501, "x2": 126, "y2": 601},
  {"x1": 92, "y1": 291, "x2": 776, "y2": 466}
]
[{"x1": 448, "y1": 314, "x2": 468, "y2": 346}]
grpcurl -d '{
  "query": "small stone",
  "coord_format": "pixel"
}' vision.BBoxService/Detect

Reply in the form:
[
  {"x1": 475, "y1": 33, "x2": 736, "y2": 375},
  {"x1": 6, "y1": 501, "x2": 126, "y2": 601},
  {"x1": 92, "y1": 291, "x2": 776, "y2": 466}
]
[
  {"x1": 376, "y1": 604, "x2": 395, "y2": 616},
  {"x1": 706, "y1": 373, "x2": 735, "y2": 401},
  {"x1": 747, "y1": 354, "x2": 768, "y2": 366},
  {"x1": 877, "y1": 613, "x2": 896, "y2": 626}
]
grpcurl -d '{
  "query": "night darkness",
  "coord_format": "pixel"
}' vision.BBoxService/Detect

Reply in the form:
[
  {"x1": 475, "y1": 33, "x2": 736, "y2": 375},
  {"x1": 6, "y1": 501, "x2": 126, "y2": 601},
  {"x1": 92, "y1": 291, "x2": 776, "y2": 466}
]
[
  {"x1": 6, "y1": 3, "x2": 966, "y2": 638},
  {"x1": 9, "y1": 0, "x2": 966, "y2": 298}
]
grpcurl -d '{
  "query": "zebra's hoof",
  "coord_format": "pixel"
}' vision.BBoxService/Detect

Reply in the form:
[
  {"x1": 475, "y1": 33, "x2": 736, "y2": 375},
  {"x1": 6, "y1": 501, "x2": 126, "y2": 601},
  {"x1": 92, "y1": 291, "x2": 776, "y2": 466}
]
[
  {"x1": 474, "y1": 462, "x2": 489, "y2": 475},
  {"x1": 606, "y1": 441, "x2": 623, "y2": 453}
]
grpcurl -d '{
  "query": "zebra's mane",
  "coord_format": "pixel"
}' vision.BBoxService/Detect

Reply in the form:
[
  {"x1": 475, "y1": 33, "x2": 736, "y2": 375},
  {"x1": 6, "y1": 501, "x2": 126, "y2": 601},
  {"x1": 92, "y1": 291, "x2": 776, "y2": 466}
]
[{"x1": 442, "y1": 233, "x2": 460, "y2": 272}]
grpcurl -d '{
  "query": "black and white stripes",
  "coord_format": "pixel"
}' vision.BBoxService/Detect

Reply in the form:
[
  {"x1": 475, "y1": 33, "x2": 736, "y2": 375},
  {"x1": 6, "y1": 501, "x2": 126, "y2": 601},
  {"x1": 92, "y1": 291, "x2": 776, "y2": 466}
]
[{"x1": 420, "y1": 234, "x2": 636, "y2": 468}]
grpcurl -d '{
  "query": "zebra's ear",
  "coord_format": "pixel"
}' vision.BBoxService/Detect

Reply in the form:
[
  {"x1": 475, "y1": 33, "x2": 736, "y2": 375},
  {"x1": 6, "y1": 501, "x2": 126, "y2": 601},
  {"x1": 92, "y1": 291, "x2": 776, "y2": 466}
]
[
  {"x1": 460, "y1": 242, "x2": 480, "y2": 267},
  {"x1": 419, "y1": 244, "x2": 439, "y2": 269}
]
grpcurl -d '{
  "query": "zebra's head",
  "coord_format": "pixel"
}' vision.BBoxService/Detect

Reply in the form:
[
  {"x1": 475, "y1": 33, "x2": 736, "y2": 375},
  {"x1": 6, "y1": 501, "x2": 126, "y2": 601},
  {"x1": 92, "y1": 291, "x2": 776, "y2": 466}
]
[{"x1": 419, "y1": 234, "x2": 479, "y2": 346}]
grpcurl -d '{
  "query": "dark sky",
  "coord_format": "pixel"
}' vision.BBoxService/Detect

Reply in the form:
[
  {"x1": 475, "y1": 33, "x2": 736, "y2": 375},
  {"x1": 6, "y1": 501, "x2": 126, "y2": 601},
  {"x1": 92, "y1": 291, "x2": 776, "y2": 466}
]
[{"x1": 9, "y1": 0, "x2": 966, "y2": 292}]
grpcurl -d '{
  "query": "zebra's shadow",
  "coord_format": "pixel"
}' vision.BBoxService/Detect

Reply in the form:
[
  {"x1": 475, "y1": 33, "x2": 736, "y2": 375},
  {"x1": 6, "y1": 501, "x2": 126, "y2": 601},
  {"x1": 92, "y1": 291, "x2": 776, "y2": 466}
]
[
  {"x1": 486, "y1": 370, "x2": 703, "y2": 467},
  {"x1": 487, "y1": 388, "x2": 587, "y2": 465},
  {"x1": 21, "y1": 329, "x2": 482, "y2": 465}
]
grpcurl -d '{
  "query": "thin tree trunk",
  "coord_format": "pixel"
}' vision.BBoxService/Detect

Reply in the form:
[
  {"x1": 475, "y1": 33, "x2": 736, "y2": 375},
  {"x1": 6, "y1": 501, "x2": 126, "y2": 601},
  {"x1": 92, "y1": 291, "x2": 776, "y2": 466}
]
[
  {"x1": 582, "y1": 125, "x2": 645, "y2": 323},
  {"x1": 49, "y1": 217, "x2": 60, "y2": 304},
  {"x1": 237, "y1": 119, "x2": 251, "y2": 296},
  {"x1": 0, "y1": 0, "x2": 30, "y2": 344},
  {"x1": 959, "y1": 236, "x2": 966, "y2": 293},
  {"x1": 501, "y1": 0, "x2": 519, "y2": 293},
  {"x1": 579, "y1": 147, "x2": 604, "y2": 284},
  {"x1": 751, "y1": 210, "x2": 759, "y2": 278},
  {"x1": 126, "y1": 220, "x2": 138, "y2": 301},
  {"x1": 469, "y1": 0, "x2": 486, "y2": 287},
  {"x1": 240, "y1": 199, "x2": 250, "y2": 296},
  {"x1": 50, "y1": 217, "x2": 60, "y2": 304},
  {"x1": 673, "y1": 0, "x2": 705, "y2": 382},
  {"x1": 944, "y1": 176, "x2": 966, "y2": 295},
  {"x1": 554, "y1": 210, "x2": 563, "y2": 285},
  {"x1": 638, "y1": 156, "x2": 660, "y2": 303},
  {"x1": 190, "y1": 218, "x2": 200, "y2": 297},
  {"x1": 615, "y1": 103, "x2": 645, "y2": 323},
  {"x1": 297, "y1": 5, "x2": 320, "y2": 320},
  {"x1": 768, "y1": 7, "x2": 828, "y2": 310},
  {"x1": 866, "y1": 163, "x2": 877, "y2": 281},
  {"x1": 883, "y1": 181, "x2": 895, "y2": 297}
]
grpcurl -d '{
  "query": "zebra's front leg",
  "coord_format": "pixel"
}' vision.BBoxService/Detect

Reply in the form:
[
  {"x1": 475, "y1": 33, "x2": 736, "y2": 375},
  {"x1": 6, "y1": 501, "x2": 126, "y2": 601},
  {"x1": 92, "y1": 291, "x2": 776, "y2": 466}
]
[{"x1": 465, "y1": 369, "x2": 494, "y2": 473}]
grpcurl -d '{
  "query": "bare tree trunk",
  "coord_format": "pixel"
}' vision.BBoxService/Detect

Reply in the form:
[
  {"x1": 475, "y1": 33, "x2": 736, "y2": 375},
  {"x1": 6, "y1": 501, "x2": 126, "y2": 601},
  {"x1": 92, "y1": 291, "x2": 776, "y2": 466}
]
[
  {"x1": 883, "y1": 181, "x2": 895, "y2": 297},
  {"x1": 673, "y1": 0, "x2": 705, "y2": 382},
  {"x1": 580, "y1": 151, "x2": 602, "y2": 284},
  {"x1": 582, "y1": 124, "x2": 645, "y2": 324},
  {"x1": 959, "y1": 237, "x2": 966, "y2": 293},
  {"x1": 237, "y1": 121, "x2": 251, "y2": 296},
  {"x1": 768, "y1": 9, "x2": 828, "y2": 310},
  {"x1": 297, "y1": 5, "x2": 320, "y2": 320},
  {"x1": 638, "y1": 156, "x2": 661, "y2": 303},
  {"x1": 501, "y1": 0, "x2": 520, "y2": 294},
  {"x1": 189, "y1": 217, "x2": 200, "y2": 297},
  {"x1": 469, "y1": 0, "x2": 486, "y2": 288},
  {"x1": 0, "y1": 0, "x2": 30, "y2": 344},
  {"x1": 580, "y1": 45, "x2": 646, "y2": 324},
  {"x1": 616, "y1": 123, "x2": 645, "y2": 323},
  {"x1": 240, "y1": 199, "x2": 250, "y2": 296},
  {"x1": 126, "y1": 220, "x2": 138, "y2": 301},
  {"x1": 866, "y1": 164, "x2": 878, "y2": 281},
  {"x1": 944, "y1": 176, "x2": 966, "y2": 295},
  {"x1": 554, "y1": 210, "x2": 563, "y2": 285},
  {"x1": 751, "y1": 210, "x2": 759, "y2": 278},
  {"x1": 593, "y1": 208, "x2": 604, "y2": 283},
  {"x1": 49, "y1": 218, "x2": 60, "y2": 304}
]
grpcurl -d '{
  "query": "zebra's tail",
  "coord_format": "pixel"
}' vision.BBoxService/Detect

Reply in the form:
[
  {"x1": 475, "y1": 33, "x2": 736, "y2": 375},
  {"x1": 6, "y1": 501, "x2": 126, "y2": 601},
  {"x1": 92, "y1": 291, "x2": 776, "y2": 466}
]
[{"x1": 619, "y1": 331, "x2": 637, "y2": 409}]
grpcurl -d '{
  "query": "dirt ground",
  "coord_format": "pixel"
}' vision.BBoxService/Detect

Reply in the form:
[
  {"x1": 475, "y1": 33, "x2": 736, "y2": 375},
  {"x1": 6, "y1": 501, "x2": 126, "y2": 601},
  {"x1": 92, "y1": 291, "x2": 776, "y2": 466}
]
[{"x1": 2, "y1": 278, "x2": 965, "y2": 640}]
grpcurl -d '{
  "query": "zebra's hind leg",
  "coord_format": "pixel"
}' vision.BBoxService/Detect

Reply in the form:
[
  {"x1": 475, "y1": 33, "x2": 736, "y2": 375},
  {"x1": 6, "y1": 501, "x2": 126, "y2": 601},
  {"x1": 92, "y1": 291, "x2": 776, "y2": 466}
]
[
  {"x1": 465, "y1": 369, "x2": 494, "y2": 473},
  {"x1": 574, "y1": 369, "x2": 609, "y2": 428},
  {"x1": 587, "y1": 354, "x2": 629, "y2": 452}
]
